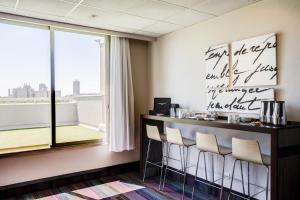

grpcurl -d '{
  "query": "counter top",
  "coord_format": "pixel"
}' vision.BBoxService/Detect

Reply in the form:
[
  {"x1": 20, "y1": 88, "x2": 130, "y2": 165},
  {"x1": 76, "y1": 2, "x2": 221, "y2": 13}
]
[{"x1": 141, "y1": 114, "x2": 300, "y2": 134}]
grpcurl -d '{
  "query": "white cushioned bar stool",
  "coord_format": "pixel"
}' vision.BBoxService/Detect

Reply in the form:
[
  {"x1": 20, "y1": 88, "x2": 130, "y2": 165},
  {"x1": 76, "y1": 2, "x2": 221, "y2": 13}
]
[
  {"x1": 192, "y1": 132, "x2": 232, "y2": 200},
  {"x1": 143, "y1": 125, "x2": 167, "y2": 190},
  {"x1": 228, "y1": 138, "x2": 270, "y2": 200},
  {"x1": 162, "y1": 127, "x2": 196, "y2": 200}
]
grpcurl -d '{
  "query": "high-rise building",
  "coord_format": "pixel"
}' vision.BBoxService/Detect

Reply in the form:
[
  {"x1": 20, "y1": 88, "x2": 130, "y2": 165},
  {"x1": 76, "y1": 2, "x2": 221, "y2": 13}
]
[
  {"x1": 73, "y1": 80, "x2": 80, "y2": 96},
  {"x1": 35, "y1": 83, "x2": 48, "y2": 98},
  {"x1": 39, "y1": 83, "x2": 48, "y2": 93}
]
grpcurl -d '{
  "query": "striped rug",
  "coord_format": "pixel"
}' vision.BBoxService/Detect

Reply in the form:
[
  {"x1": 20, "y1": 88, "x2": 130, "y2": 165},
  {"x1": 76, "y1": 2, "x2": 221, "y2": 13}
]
[{"x1": 5, "y1": 172, "x2": 226, "y2": 200}]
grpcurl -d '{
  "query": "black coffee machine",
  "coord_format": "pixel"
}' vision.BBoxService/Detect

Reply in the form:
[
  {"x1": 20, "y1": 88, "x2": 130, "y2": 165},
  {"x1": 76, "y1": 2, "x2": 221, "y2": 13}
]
[{"x1": 149, "y1": 98, "x2": 171, "y2": 116}]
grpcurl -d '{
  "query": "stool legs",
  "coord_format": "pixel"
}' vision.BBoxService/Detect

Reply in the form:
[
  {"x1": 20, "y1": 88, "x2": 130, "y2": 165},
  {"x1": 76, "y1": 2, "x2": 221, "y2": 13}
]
[
  {"x1": 182, "y1": 146, "x2": 189, "y2": 200},
  {"x1": 266, "y1": 166, "x2": 270, "y2": 200},
  {"x1": 219, "y1": 155, "x2": 226, "y2": 200},
  {"x1": 179, "y1": 145, "x2": 184, "y2": 172},
  {"x1": 247, "y1": 162, "x2": 250, "y2": 197},
  {"x1": 162, "y1": 144, "x2": 190, "y2": 200},
  {"x1": 228, "y1": 159, "x2": 238, "y2": 200},
  {"x1": 162, "y1": 143, "x2": 172, "y2": 191},
  {"x1": 143, "y1": 139, "x2": 152, "y2": 182},
  {"x1": 192, "y1": 151, "x2": 227, "y2": 200},
  {"x1": 192, "y1": 151, "x2": 202, "y2": 199},
  {"x1": 143, "y1": 139, "x2": 166, "y2": 191},
  {"x1": 203, "y1": 152, "x2": 208, "y2": 180},
  {"x1": 228, "y1": 160, "x2": 246, "y2": 199},
  {"x1": 240, "y1": 160, "x2": 245, "y2": 195},
  {"x1": 228, "y1": 160, "x2": 270, "y2": 200},
  {"x1": 158, "y1": 141, "x2": 166, "y2": 190},
  {"x1": 212, "y1": 153, "x2": 215, "y2": 183}
]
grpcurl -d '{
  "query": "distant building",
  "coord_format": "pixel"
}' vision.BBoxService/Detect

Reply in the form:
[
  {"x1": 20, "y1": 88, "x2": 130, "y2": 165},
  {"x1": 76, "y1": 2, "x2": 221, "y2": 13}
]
[
  {"x1": 12, "y1": 84, "x2": 35, "y2": 98},
  {"x1": 73, "y1": 80, "x2": 80, "y2": 96},
  {"x1": 10, "y1": 83, "x2": 51, "y2": 98},
  {"x1": 8, "y1": 83, "x2": 64, "y2": 99},
  {"x1": 47, "y1": 90, "x2": 61, "y2": 98},
  {"x1": 35, "y1": 83, "x2": 49, "y2": 98},
  {"x1": 39, "y1": 83, "x2": 48, "y2": 93}
]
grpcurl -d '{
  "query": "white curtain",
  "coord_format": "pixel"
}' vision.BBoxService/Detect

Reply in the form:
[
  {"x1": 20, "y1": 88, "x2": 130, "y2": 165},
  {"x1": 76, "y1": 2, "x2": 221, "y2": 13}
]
[{"x1": 109, "y1": 36, "x2": 134, "y2": 152}]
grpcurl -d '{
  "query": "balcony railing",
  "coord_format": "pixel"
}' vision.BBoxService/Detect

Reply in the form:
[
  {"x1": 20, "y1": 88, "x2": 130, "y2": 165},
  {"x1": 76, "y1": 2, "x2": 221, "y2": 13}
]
[{"x1": 0, "y1": 95, "x2": 106, "y2": 154}]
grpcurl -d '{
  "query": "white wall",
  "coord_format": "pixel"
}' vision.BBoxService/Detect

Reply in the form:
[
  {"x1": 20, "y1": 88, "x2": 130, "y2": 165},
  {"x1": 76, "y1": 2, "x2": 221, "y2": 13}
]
[
  {"x1": 149, "y1": 0, "x2": 300, "y2": 121},
  {"x1": 149, "y1": 0, "x2": 300, "y2": 199}
]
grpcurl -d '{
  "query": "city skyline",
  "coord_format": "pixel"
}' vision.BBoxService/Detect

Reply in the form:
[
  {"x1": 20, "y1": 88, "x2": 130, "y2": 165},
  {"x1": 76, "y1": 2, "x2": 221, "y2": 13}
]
[
  {"x1": 0, "y1": 22, "x2": 103, "y2": 97},
  {"x1": 4, "y1": 80, "x2": 101, "y2": 98}
]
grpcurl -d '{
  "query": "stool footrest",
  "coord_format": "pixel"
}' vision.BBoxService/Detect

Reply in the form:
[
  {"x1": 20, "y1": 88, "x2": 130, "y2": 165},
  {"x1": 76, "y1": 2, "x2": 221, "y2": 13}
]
[
  {"x1": 146, "y1": 161, "x2": 163, "y2": 168},
  {"x1": 165, "y1": 166, "x2": 185, "y2": 176},
  {"x1": 228, "y1": 181, "x2": 268, "y2": 199},
  {"x1": 166, "y1": 156, "x2": 195, "y2": 169},
  {"x1": 194, "y1": 177, "x2": 222, "y2": 190},
  {"x1": 166, "y1": 157, "x2": 182, "y2": 162}
]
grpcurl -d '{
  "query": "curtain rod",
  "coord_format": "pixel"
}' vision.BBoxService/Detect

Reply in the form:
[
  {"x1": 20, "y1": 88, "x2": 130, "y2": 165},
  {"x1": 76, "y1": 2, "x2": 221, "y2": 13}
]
[{"x1": 0, "y1": 12, "x2": 156, "y2": 42}]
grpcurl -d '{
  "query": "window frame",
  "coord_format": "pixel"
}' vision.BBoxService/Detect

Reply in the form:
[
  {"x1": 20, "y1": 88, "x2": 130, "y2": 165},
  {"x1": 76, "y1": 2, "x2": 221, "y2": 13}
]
[
  {"x1": 0, "y1": 19, "x2": 110, "y2": 155},
  {"x1": 50, "y1": 27, "x2": 109, "y2": 147}
]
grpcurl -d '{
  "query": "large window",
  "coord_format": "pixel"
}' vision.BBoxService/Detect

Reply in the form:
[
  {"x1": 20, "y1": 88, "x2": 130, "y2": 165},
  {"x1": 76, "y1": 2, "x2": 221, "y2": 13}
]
[
  {"x1": 0, "y1": 23, "x2": 51, "y2": 154},
  {"x1": 0, "y1": 22, "x2": 106, "y2": 154},
  {"x1": 54, "y1": 30, "x2": 106, "y2": 145}
]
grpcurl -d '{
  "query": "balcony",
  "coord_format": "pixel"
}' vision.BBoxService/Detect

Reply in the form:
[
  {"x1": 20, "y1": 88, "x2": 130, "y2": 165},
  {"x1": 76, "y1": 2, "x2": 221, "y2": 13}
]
[{"x1": 0, "y1": 95, "x2": 106, "y2": 154}]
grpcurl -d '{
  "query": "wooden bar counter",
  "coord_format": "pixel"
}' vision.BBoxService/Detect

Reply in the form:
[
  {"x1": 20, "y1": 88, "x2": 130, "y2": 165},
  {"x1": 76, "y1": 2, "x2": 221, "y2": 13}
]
[{"x1": 140, "y1": 114, "x2": 300, "y2": 200}]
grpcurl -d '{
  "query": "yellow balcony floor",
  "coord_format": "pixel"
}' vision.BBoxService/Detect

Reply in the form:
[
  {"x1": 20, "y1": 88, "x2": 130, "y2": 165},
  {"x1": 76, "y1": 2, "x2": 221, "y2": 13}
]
[{"x1": 0, "y1": 125, "x2": 104, "y2": 154}]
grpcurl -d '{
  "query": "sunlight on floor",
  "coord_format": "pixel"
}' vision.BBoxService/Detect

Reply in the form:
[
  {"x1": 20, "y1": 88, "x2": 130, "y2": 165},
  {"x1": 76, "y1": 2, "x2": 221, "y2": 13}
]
[
  {"x1": 71, "y1": 181, "x2": 145, "y2": 199},
  {"x1": 0, "y1": 125, "x2": 105, "y2": 154},
  {"x1": 22, "y1": 181, "x2": 145, "y2": 200}
]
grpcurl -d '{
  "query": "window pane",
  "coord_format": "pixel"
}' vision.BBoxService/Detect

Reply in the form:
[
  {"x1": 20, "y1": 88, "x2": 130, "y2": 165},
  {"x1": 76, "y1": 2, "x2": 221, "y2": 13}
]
[
  {"x1": 54, "y1": 31, "x2": 105, "y2": 144},
  {"x1": 0, "y1": 23, "x2": 51, "y2": 154}
]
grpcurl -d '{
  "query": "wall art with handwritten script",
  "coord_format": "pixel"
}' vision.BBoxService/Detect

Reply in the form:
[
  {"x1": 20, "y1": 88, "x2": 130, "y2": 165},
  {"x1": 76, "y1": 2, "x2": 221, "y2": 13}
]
[
  {"x1": 205, "y1": 44, "x2": 229, "y2": 88},
  {"x1": 207, "y1": 88, "x2": 274, "y2": 114},
  {"x1": 232, "y1": 33, "x2": 277, "y2": 87}
]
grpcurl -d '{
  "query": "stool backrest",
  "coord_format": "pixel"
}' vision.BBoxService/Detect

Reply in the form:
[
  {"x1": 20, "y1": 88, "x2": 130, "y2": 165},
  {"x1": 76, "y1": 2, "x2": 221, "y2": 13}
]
[
  {"x1": 232, "y1": 138, "x2": 263, "y2": 164},
  {"x1": 166, "y1": 127, "x2": 183, "y2": 145},
  {"x1": 146, "y1": 125, "x2": 162, "y2": 141},
  {"x1": 196, "y1": 132, "x2": 219, "y2": 154}
]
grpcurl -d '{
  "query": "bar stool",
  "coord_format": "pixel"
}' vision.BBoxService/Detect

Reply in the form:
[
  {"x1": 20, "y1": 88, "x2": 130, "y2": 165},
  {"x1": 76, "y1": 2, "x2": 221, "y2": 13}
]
[
  {"x1": 228, "y1": 138, "x2": 270, "y2": 200},
  {"x1": 192, "y1": 132, "x2": 232, "y2": 200},
  {"x1": 162, "y1": 127, "x2": 196, "y2": 200},
  {"x1": 143, "y1": 125, "x2": 167, "y2": 190}
]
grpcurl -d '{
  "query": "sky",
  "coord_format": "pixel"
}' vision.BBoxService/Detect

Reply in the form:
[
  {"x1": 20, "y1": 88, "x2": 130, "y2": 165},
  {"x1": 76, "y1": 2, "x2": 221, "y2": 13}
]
[{"x1": 0, "y1": 22, "x2": 103, "y2": 97}]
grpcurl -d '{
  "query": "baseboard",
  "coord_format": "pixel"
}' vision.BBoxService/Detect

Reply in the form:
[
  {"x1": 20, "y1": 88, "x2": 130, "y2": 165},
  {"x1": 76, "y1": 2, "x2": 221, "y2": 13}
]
[{"x1": 0, "y1": 161, "x2": 139, "y2": 199}]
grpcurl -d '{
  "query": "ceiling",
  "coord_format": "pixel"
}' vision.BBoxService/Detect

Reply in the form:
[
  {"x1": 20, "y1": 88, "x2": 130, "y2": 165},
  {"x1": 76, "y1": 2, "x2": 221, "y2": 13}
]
[{"x1": 0, "y1": 0, "x2": 260, "y2": 37}]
